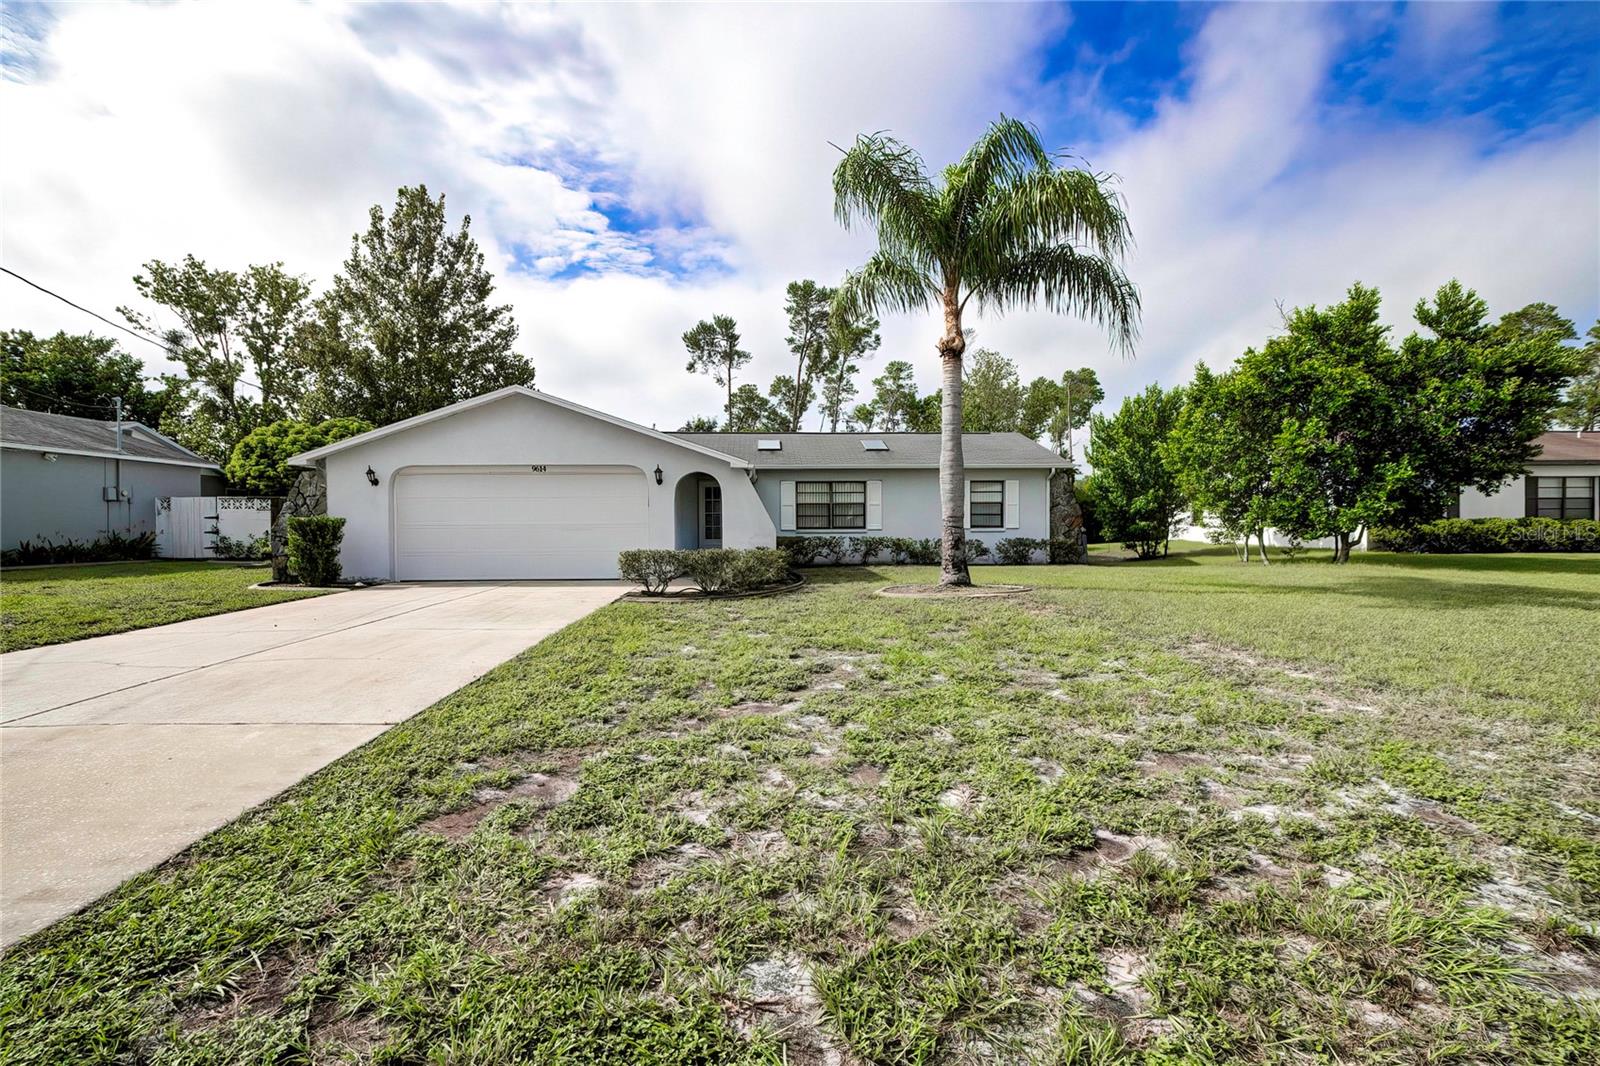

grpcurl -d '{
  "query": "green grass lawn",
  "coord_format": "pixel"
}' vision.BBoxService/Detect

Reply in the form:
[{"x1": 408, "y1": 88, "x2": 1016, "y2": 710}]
[
  {"x1": 2, "y1": 546, "x2": 1596, "y2": 1063},
  {"x1": 0, "y1": 561, "x2": 329, "y2": 652}
]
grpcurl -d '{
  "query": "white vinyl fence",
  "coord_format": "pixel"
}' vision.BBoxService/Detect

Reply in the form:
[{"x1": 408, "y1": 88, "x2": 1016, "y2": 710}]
[{"x1": 155, "y1": 497, "x2": 273, "y2": 559}]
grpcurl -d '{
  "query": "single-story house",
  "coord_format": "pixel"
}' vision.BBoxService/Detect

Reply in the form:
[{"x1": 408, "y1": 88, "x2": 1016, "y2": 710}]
[
  {"x1": 287, "y1": 385, "x2": 1068, "y2": 580},
  {"x1": 1453, "y1": 430, "x2": 1599, "y2": 521},
  {"x1": 1, "y1": 404, "x2": 224, "y2": 551}
]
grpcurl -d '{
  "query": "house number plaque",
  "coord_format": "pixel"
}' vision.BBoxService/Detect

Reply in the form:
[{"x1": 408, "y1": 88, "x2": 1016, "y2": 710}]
[{"x1": 530, "y1": 465, "x2": 548, "y2": 472}]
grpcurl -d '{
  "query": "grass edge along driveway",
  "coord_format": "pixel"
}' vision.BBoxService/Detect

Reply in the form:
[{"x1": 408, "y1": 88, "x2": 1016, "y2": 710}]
[
  {"x1": 0, "y1": 561, "x2": 329, "y2": 653},
  {"x1": 1, "y1": 546, "x2": 1595, "y2": 1063}
]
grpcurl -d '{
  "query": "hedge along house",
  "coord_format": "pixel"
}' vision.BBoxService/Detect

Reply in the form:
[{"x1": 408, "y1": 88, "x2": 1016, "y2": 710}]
[
  {"x1": 286, "y1": 386, "x2": 1071, "y2": 581},
  {"x1": 1452, "y1": 431, "x2": 1600, "y2": 521},
  {"x1": 0, "y1": 404, "x2": 224, "y2": 552}
]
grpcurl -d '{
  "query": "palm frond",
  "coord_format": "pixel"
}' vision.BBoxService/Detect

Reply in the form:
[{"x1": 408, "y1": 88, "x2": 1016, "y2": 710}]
[
  {"x1": 835, "y1": 251, "x2": 936, "y2": 319},
  {"x1": 967, "y1": 244, "x2": 1140, "y2": 356},
  {"x1": 832, "y1": 132, "x2": 938, "y2": 251},
  {"x1": 949, "y1": 115, "x2": 1053, "y2": 227},
  {"x1": 975, "y1": 167, "x2": 1134, "y2": 261}
]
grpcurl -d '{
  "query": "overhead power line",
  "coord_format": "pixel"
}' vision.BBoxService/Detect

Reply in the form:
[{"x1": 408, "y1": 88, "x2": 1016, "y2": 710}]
[{"x1": 1, "y1": 265, "x2": 263, "y2": 393}]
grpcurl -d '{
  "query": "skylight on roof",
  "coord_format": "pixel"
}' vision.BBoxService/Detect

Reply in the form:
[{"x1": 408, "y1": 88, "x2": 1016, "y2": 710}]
[
  {"x1": 861, "y1": 439, "x2": 889, "y2": 451},
  {"x1": 756, "y1": 439, "x2": 782, "y2": 451}
]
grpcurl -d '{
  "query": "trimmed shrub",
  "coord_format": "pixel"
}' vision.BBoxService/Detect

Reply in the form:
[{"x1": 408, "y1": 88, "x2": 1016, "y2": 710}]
[
  {"x1": 1, "y1": 531, "x2": 157, "y2": 567},
  {"x1": 851, "y1": 536, "x2": 890, "y2": 564},
  {"x1": 618, "y1": 547, "x2": 791, "y2": 595},
  {"x1": 214, "y1": 533, "x2": 270, "y2": 560},
  {"x1": 962, "y1": 538, "x2": 990, "y2": 564},
  {"x1": 814, "y1": 536, "x2": 848, "y2": 564},
  {"x1": 286, "y1": 515, "x2": 345, "y2": 586},
  {"x1": 905, "y1": 538, "x2": 940, "y2": 565},
  {"x1": 618, "y1": 549, "x2": 682, "y2": 594},
  {"x1": 995, "y1": 537, "x2": 1045, "y2": 565},
  {"x1": 777, "y1": 536, "x2": 856, "y2": 567},
  {"x1": 1371, "y1": 517, "x2": 1599, "y2": 553},
  {"x1": 728, "y1": 547, "x2": 789, "y2": 588}
]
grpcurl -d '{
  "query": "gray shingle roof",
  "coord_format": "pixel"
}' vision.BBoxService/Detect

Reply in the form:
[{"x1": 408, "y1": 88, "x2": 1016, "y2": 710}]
[
  {"x1": 0, "y1": 405, "x2": 221, "y2": 467},
  {"x1": 668, "y1": 431, "x2": 1069, "y2": 469},
  {"x1": 1530, "y1": 431, "x2": 1600, "y2": 464}
]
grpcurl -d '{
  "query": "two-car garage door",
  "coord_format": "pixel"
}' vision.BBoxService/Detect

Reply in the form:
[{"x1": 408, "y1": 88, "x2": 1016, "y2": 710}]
[{"x1": 393, "y1": 466, "x2": 646, "y2": 580}]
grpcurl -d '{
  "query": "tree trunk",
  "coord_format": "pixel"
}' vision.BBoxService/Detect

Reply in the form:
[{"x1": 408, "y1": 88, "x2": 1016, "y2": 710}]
[
  {"x1": 937, "y1": 293, "x2": 970, "y2": 586},
  {"x1": 1333, "y1": 532, "x2": 1350, "y2": 564},
  {"x1": 1257, "y1": 529, "x2": 1271, "y2": 565}
]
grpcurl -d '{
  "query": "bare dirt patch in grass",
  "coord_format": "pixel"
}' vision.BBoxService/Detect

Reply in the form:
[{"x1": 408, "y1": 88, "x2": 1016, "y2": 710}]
[
  {"x1": 417, "y1": 771, "x2": 580, "y2": 838},
  {"x1": 733, "y1": 955, "x2": 845, "y2": 1066}
]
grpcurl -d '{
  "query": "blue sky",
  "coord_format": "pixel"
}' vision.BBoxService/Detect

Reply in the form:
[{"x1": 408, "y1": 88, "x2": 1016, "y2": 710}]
[{"x1": 3, "y1": 2, "x2": 1597, "y2": 429}]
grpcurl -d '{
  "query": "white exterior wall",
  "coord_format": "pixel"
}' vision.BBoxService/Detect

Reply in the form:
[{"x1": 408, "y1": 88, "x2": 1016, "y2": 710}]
[
  {"x1": 316, "y1": 392, "x2": 772, "y2": 580},
  {"x1": 755, "y1": 466, "x2": 1053, "y2": 546},
  {"x1": 1460, "y1": 466, "x2": 1599, "y2": 519}
]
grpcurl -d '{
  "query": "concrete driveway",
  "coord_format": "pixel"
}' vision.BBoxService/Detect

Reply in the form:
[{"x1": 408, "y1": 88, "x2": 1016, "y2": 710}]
[{"x1": 0, "y1": 581, "x2": 624, "y2": 948}]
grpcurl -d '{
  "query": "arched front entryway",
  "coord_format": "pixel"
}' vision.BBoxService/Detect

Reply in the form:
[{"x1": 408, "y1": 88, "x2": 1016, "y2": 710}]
[{"x1": 673, "y1": 471, "x2": 725, "y2": 549}]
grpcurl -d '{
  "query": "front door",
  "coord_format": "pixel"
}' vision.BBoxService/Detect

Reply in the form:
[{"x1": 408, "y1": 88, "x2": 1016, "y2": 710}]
[{"x1": 700, "y1": 481, "x2": 723, "y2": 548}]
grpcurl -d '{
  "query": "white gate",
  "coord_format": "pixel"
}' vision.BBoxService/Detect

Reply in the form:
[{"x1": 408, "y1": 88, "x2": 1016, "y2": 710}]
[{"x1": 155, "y1": 497, "x2": 272, "y2": 558}]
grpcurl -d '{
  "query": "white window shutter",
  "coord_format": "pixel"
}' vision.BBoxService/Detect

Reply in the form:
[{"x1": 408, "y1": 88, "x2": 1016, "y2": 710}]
[
  {"x1": 1004, "y1": 479, "x2": 1021, "y2": 528},
  {"x1": 964, "y1": 479, "x2": 973, "y2": 528},
  {"x1": 866, "y1": 480, "x2": 883, "y2": 529},
  {"x1": 780, "y1": 481, "x2": 796, "y2": 530}
]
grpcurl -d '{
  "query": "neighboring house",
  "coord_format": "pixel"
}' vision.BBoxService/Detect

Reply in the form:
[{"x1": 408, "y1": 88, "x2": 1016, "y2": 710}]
[
  {"x1": 0, "y1": 405, "x2": 224, "y2": 551},
  {"x1": 287, "y1": 385, "x2": 1067, "y2": 580},
  {"x1": 1453, "y1": 431, "x2": 1599, "y2": 521}
]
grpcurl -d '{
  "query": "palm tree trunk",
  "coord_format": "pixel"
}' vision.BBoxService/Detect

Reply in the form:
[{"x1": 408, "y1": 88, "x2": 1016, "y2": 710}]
[{"x1": 938, "y1": 294, "x2": 970, "y2": 586}]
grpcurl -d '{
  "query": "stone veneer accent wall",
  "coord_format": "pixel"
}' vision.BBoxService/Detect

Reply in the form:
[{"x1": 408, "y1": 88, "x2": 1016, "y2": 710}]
[
  {"x1": 1049, "y1": 468, "x2": 1087, "y2": 563},
  {"x1": 271, "y1": 466, "x2": 327, "y2": 581}
]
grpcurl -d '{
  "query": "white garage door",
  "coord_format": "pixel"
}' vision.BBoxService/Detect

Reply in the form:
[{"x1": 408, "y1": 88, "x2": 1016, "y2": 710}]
[{"x1": 394, "y1": 466, "x2": 647, "y2": 579}]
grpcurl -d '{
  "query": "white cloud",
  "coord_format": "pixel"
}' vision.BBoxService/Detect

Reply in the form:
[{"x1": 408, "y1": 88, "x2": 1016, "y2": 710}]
[{"x1": 2, "y1": 1, "x2": 1595, "y2": 436}]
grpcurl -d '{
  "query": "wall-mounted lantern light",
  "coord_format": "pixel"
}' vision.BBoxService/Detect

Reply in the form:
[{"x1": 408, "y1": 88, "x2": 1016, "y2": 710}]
[
  {"x1": 366, "y1": 466, "x2": 379, "y2": 486},
  {"x1": 654, "y1": 465, "x2": 664, "y2": 485}
]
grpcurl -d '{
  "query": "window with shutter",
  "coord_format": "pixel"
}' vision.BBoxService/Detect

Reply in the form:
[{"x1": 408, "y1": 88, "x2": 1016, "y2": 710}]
[{"x1": 969, "y1": 481, "x2": 1004, "y2": 528}]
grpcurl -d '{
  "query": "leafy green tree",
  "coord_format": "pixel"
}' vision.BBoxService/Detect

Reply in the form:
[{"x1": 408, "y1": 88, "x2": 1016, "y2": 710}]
[
  {"x1": 781, "y1": 280, "x2": 833, "y2": 431},
  {"x1": 0, "y1": 330, "x2": 175, "y2": 427},
  {"x1": 1389, "y1": 283, "x2": 1585, "y2": 524},
  {"x1": 725, "y1": 383, "x2": 782, "y2": 432},
  {"x1": 846, "y1": 403, "x2": 877, "y2": 431},
  {"x1": 1491, "y1": 302, "x2": 1575, "y2": 346},
  {"x1": 226, "y1": 417, "x2": 372, "y2": 497},
  {"x1": 1048, "y1": 368, "x2": 1104, "y2": 458},
  {"x1": 1164, "y1": 362, "x2": 1278, "y2": 562},
  {"x1": 767, "y1": 374, "x2": 814, "y2": 430},
  {"x1": 239, "y1": 263, "x2": 313, "y2": 422},
  {"x1": 1230, "y1": 284, "x2": 1402, "y2": 562},
  {"x1": 1554, "y1": 322, "x2": 1600, "y2": 431},
  {"x1": 679, "y1": 415, "x2": 720, "y2": 432},
  {"x1": 303, "y1": 185, "x2": 532, "y2": 425},
  {"x1": 833, "y1": 116, "x2": 1138, "y2": 584},
  {"x1": 1086, "y1": 383, "x2": 1187, "y2": 559},
  {"x1": 866, "y1": 360, "x2": 921, "y2": 431},
  {"x1": 683, "y1": 314, "x2": 751, "y2": 427},
  {"x1": 961, "y1": 349, "x2": 1023, "y2": 432},
  {"x1": 120, "y1": 255, "x2": 253, "y2": 451},
  {"x1": 908, "y1": 392, "x2": 942, "y2": 433},
  {"x1": 816, "y1": 302, "x2": 881, "y2": 431}
]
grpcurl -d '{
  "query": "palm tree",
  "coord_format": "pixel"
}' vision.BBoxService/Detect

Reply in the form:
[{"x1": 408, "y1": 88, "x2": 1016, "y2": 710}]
[{"x1": 832, "y1": 117, "x2": 1139, "y2": 585}]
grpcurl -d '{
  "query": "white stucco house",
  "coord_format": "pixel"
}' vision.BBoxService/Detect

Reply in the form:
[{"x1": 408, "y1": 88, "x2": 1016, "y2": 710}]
[
  {"x1": 1452, "y1": 430, "x2": 1599, "y2": 521},
  {"x1": 287, "y1": 386, "x2": 1068, "y2": 580}
]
